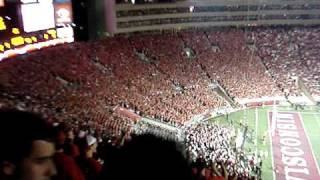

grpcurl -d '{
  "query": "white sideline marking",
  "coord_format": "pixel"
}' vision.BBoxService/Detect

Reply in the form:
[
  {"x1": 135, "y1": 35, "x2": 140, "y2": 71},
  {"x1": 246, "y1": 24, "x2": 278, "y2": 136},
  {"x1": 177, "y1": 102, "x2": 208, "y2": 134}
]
[
  {"x1": 271, "y1": 103, "x2": 277, "y2": 136},
  {"x1": 267, "y1": 110, "x2": 276, "y2": 180},
  {"x1": 298, "y1": 112, "x2": 320, "y2": 176},
  {"x1": 255, "y1": 108, "x2": 259, "y2": 158}
]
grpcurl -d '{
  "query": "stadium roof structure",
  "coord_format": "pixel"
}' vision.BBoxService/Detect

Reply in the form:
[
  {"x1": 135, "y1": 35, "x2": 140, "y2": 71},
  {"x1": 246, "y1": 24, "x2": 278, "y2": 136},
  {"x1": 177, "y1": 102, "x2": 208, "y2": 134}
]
[{"x1": 114, "y1": 0, "x2": 320, "y2": 33}]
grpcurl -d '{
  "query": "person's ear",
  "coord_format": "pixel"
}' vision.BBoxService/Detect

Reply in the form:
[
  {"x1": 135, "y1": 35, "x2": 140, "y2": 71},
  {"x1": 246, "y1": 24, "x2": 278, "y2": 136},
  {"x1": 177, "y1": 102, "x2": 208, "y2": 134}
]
[{"x1": 1, "y1": 161, "x2": 16, "y2": 175}]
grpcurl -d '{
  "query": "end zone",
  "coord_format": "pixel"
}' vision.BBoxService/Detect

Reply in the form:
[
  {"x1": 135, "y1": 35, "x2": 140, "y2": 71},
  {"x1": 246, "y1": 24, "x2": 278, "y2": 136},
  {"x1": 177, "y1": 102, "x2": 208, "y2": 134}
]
[{"x1": 268, "y1": 111, "x2": 320, "y2": 180}]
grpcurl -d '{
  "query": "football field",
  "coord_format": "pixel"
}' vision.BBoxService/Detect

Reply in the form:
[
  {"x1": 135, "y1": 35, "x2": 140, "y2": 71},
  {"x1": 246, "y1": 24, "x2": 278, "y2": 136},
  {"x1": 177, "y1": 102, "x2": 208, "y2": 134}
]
[{"x1": 211, "y1": 106, "x2": 320, "y2": 180}]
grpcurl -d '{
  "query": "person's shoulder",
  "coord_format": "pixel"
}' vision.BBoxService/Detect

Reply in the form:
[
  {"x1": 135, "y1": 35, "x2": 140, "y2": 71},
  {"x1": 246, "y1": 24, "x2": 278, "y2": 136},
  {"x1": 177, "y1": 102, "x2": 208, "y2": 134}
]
[
  {"x1": 55, "y1": 152, "x2": 77, "y2": 166},
  {"x1": 87, "y1": 158, "x2": 103, "y2": 170}
]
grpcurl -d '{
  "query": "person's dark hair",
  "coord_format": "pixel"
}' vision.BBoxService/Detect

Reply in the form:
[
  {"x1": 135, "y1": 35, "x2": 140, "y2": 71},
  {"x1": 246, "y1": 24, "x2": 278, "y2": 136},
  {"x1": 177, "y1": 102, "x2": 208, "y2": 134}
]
[
  {"x1": 0, "y1": 109, "x2": 54, "y2": 164},
  {"x1": 100, "y1": 134, "x2": 195, "y2": 180}
]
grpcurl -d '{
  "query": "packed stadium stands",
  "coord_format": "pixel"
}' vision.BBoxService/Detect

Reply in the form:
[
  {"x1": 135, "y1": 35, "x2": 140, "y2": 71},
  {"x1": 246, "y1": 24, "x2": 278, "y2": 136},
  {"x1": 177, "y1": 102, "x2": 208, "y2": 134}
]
[{"x1": 1, "y1": 25, "x2": 320, "y2": 180}]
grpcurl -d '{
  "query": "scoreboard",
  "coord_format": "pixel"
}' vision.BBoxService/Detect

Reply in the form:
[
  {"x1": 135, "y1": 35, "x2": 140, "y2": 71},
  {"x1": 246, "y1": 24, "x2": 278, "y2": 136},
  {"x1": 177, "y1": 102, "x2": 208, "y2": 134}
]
[{"x1": 0, "y1": 0, "x2": 74, "y2": 61}]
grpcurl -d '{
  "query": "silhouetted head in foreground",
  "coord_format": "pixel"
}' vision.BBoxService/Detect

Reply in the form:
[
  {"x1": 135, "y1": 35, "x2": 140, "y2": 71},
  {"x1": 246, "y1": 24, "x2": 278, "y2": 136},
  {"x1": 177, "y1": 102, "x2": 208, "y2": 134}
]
[
  {"x1": 0, "y1": 109, "x2": 56, "y2": 180},
  {"x1": 101, "y1": 134, "x2": 195, "y2": 180}
]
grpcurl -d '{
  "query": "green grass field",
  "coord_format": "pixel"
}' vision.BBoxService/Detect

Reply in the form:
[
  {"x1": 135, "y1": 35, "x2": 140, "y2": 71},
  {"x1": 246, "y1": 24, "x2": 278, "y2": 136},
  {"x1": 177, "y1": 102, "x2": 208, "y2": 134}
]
[{"x1": 210, "y1": 106, "x2": 320, "y2": 180}]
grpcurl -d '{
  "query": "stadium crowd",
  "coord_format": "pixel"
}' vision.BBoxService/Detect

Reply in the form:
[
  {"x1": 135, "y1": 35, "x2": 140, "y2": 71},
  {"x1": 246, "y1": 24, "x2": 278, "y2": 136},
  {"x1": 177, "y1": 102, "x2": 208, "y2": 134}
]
[
  {"x1": 254, "y1": 27, "x2": 320, "y2": 96},
  {"x1": 1, "y1": 109, "x2": 264, "y2": 180},
  {"x1": 1, "y1": 26, "x2": 319, "y2": 179},
  {"x1": 185, "y1": 122, "x2": 262, "y2": 180},
  {"x1": 180, "y1": 30, "x2": 281, "y2": 99}
]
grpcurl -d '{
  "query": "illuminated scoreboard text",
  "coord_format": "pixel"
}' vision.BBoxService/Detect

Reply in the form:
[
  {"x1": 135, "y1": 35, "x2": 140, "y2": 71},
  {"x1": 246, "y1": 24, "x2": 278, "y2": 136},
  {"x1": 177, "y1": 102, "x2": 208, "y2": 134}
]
[{"x1": 0, "y1": 0, "x2": 74, "y2": 61}]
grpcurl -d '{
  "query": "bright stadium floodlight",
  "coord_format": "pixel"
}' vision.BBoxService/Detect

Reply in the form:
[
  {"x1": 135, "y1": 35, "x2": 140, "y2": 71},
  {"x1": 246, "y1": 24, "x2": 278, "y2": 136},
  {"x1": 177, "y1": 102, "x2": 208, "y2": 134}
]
[
  {"x1": 186, "y1": 50, "x2": 190, "y2": 57},
  {"x1": 131, "y1": 0, "x2": 135, "y2": 4},
  {"x1": 38, "y1": 0, "x2": 53, "y2": 3},
  {"x1": 189, "y1": 6, "x2": 194, "y2": 12},
  {"x1": 20, "y1": 0, "x2": 37, "y2": 3}
]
